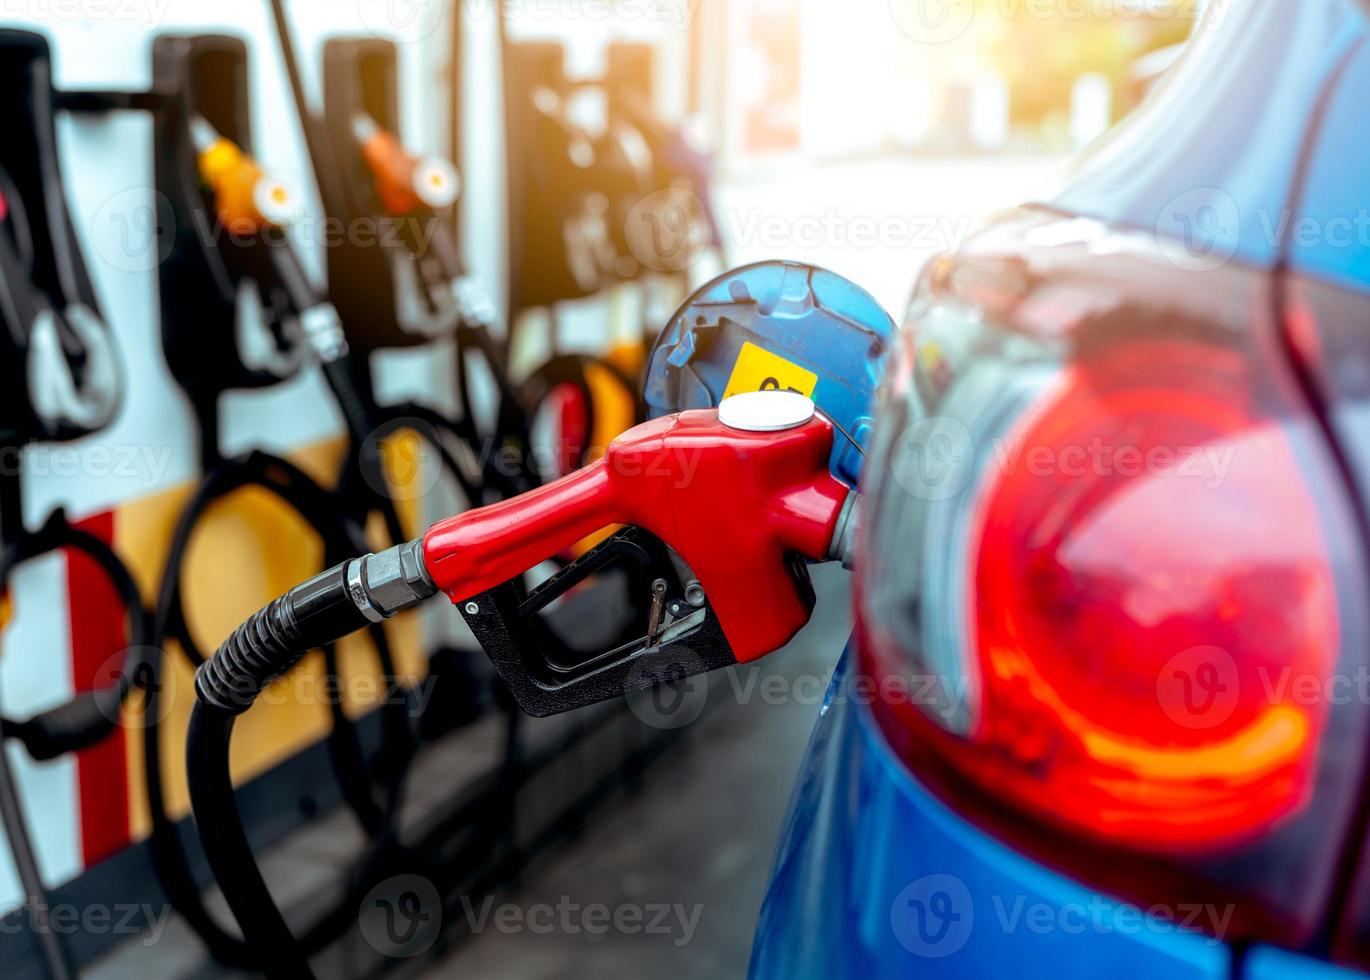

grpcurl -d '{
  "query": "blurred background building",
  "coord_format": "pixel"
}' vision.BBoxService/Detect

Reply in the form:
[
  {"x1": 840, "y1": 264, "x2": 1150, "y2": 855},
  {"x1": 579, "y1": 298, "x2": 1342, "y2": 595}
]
[{"x1": 504, "y1": 0, "x2": 1202, "y2": 314}]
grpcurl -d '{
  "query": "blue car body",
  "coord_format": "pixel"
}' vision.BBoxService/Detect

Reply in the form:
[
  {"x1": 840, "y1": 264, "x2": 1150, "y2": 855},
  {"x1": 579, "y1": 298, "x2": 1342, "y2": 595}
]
[{"x1": 751, "y1": 1, "x2": 1370, "y2": 976}]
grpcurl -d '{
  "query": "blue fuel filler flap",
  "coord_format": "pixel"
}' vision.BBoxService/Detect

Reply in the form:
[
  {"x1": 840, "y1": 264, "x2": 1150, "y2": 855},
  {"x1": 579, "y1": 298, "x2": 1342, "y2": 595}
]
[{"x1": 644, "y1": 261, "x2": 894, "y2": 487}]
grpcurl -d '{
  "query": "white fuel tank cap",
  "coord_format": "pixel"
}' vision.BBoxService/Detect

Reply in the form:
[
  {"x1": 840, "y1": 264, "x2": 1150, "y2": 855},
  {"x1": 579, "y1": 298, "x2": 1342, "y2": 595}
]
[{"x1": 718, "y1": 390, "x2": 816, "y2": 432}]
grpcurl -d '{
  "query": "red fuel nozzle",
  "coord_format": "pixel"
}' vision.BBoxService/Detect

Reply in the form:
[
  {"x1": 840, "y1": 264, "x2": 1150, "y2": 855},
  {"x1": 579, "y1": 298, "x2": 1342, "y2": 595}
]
[
  {"x1": 423, "y1": 400, "x2": 850, "y2": 663},
  {"x1": 352, "y1": 112, "x2": 461, "y2": 217}
]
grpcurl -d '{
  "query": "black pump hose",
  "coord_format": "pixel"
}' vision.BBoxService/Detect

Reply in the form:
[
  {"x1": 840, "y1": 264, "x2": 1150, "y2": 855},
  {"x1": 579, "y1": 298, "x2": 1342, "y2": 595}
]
[
  {"x1": 189, "y1": 534, "x2": 439, "y2": 980},
  {"x1": 141, "y1": 451, "x2": 417, "y2": 968},
  {"x1": 453, "y1": 331, "x2": 538, "y2": 501},
  {"x1": 317, "y1": 353, "x2": 411, "y2": 550}
]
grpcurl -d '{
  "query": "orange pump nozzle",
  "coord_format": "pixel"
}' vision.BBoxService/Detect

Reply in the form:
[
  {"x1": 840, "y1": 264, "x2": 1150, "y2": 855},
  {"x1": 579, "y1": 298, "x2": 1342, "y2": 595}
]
[
  {"x1": 352, "y1": 112, "x2": 460, "y2": 216},
  {"x1": 190, "y1": 115, "x2": 299, "y2": 235}
]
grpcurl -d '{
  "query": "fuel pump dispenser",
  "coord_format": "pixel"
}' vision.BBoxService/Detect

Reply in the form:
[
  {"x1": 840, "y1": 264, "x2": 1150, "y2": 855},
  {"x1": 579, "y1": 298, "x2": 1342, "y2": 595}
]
[
  {"x1": 319, "y1": 38, "x2": 552, "y2": 501},
  {"x1": 155, "y1": 34, "x2": 442, "y2": 528},
  {"x1": 0, "y1": 31, "x2": 121, "y2": 472},
  {"x1": 336, "y1": 101, "x2": 529, "y2": 503},
  {"x1": 274, "y1": 16, "x2": 532, "y2": 510},
  {"x1": 178, "y1": 110, "x2": 427, "y2": 511},
  {"x1": 506, "y1": 40, "x2": 613, "y2": 312},
  {"x1": 605, "y1": 40, "x2": 723, "y2": 279},
  {"x1": 0, "y1": 30, "x2": 139, "y2": 980},
  {"x1": 152, "y1": 34, "x2": 313, "y2": 469},
  {"x1": 500, "y1": 42, "x2": 635, "y2": 484},
  {"x1": 182, "y1": 261, "x2": 892, "y2": 977},
  {"x1": 502, "y1": 38, "x2": 728, "y2": 484},
  {"x1": 320, "y1": 35, "x2": 468, "y2": 347}
]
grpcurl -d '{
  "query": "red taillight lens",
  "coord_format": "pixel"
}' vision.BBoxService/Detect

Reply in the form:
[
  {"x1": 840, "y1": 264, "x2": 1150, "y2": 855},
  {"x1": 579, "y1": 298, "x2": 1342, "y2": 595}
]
[
  {"x1": 968, "y1": 338, "x2": 1337, "y2": 848},
  {"x1": 856, "y1": 240, "x2": 1370, "y2": 943}
]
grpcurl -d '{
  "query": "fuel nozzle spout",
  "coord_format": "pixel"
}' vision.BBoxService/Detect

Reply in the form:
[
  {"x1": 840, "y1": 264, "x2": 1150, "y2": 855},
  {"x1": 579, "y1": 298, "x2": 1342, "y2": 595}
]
[
  {"x1": 352, "y1": 111, "x2": 461, "y2": 216},
  {"x1": 190, "y1": 114, "x2": 301, "y2": 235}
]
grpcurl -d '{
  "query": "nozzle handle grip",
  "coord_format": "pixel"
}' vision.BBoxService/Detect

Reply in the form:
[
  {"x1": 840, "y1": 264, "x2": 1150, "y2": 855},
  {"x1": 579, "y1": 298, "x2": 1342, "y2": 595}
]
[{"x1": 424, "y1": 408, "x2": 849, "y2": 664}]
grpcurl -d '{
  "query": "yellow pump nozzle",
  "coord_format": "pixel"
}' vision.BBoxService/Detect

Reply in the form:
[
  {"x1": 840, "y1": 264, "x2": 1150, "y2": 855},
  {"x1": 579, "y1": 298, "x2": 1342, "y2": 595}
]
[{"x1": 190, "y1": 115, "x2": 299, "y2": 235}]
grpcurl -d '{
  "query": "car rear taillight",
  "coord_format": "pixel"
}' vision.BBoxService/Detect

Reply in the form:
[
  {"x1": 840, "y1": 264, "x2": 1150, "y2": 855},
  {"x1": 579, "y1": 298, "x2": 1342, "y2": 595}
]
[
  {"x1": 967, "y1": 337, "x2": 1336, "y2": 848},
  {"x1": 856, "y1": 231, "x2": 1370, "y2": 944}
]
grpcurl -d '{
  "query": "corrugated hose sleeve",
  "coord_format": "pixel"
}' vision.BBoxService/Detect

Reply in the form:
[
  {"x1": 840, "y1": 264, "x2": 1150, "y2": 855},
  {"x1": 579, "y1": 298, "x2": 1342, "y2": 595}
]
[
  {"x1": 193, "y1": 562, "x2": 359, "y2": 714},
  {"x1": 193, "y1": 540, "x2": 436, "y2": 715}
]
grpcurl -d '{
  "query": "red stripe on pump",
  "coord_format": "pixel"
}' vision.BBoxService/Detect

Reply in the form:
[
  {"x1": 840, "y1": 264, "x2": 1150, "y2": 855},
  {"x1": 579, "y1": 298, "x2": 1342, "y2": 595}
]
[
  {"x1": 423, "y1": 409, "x2": 849, "y2": 663},
  {"x1": 66, "y1": 511, "x2": 131, "y2": 866}
]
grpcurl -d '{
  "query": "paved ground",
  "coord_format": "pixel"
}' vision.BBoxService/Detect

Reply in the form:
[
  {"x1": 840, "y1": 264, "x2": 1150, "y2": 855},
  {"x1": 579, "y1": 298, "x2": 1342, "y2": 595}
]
[{"x1": 420, "y1": 564, "x2": 853, "y2": 980}]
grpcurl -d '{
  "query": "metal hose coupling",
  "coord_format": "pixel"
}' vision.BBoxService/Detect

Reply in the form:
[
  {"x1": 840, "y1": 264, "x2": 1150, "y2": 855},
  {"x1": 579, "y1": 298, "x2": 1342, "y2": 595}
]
[
  {"x1": 828, "y1": 494, "x2": 860, "y2": 571},
  {"x1": 344, "y1": 539, "x2": 436, "y2": 623},
  {"x1": 194, "y1": 539, "x2": 437, "y2": 715}
]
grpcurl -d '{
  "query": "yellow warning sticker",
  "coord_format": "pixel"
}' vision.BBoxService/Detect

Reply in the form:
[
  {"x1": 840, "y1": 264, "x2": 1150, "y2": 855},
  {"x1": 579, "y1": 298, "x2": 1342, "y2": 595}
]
[{"x1": 722, "y1": 342, "x2": 819, "y2": 401}]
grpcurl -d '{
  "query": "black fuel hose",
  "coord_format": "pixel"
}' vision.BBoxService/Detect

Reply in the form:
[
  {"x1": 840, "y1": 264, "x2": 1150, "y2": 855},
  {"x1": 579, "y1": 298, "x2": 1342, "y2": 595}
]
[
  {"x1": 257, "y1": 233, "x2": 411, "y2": 550},
  {"x1": 374, "y1": 400, "x2": 490, "y2": 504},
  {"x1": 265, "y1": 0, "x2": 349, "y2": 226},
  {"x1": 317, "y1": 353, "x2": 410, "y2": 548},
  {"x1": 453, "y1": 329, "x2": 538, "y2": 502},
  {"x1": 188, "y1": 538, "x2": 438, "y2": 980},
  {"x1": 141, "y1": 451, "x2": 418, "y2": 967}
]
